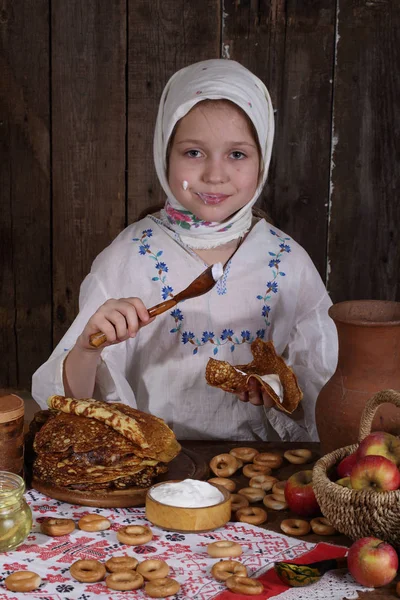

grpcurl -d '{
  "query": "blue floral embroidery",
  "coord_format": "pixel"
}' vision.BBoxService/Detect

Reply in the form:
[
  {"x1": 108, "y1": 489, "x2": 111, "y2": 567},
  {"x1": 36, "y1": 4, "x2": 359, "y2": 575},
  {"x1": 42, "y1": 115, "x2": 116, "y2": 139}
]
[
  {"x1": 220, "y1": 329, "x2": 233, "y2": 340},
  {"x1": 132, "y1": 229, "x2": 174, "y2": 295},
  {"x1": 170, "y1": 308, "x2": 184, "y2": 334},
  {"x1": 161, "y1": 285, "x2": 173, "y2": 300},
  {"x1": 182, "y1": 331, "x2": 195, "y2": 344},
  {"x1": 257, "y1": 229, "x2": 290, "y2": 327},
  {"x1": 132, "y1": 227, "x2": 291, "y2": 355},
  {"x1": 216, "y1": 259, "x2": 231, "y2": 295},
  {"x1": 182, "y1": 328, "x2": 258, "y2": 355}
]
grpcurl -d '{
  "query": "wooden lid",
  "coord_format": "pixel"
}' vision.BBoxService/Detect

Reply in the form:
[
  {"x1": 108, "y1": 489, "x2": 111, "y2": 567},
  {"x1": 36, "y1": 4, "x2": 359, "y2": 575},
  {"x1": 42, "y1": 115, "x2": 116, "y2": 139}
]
[{"x1": 0, "y1": 395, "x2": 24, "y2": 423}]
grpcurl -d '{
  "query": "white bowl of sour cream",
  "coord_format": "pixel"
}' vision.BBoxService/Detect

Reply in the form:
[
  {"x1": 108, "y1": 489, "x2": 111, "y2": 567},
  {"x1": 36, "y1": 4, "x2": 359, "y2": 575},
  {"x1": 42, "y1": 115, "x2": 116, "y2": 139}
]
[{"x1": 145, "y1": 479, "x2": 231, "y2": 532}]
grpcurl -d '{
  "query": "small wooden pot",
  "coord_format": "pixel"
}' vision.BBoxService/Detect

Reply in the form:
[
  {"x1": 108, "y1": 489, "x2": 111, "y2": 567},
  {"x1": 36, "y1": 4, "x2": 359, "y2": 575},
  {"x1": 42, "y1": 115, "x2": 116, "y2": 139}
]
[{"x1": 145, "y1": 480, "x2": 231, "y2": 532}]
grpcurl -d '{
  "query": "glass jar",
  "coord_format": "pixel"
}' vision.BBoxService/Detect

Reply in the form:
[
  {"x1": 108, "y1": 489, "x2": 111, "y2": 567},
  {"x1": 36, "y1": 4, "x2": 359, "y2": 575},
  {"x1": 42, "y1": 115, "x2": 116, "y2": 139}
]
[{"x1": 0, "y1": 472, "x2": 32, "y2": 552}]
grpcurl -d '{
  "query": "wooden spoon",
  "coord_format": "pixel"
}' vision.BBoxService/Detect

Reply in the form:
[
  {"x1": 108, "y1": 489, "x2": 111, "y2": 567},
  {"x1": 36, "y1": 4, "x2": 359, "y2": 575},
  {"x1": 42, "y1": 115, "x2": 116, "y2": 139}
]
[{"x1": 89, "y1": 263, "x2": 223, "y2": 348}]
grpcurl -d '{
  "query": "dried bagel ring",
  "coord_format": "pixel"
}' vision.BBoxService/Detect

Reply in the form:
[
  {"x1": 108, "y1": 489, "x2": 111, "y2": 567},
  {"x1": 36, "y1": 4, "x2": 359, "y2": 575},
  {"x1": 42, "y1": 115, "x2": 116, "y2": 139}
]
[
  {"x1": 40, "y1": 517, "x2": 75, "y2": 536},
  {"x1": 137, "y1": 559, "x2": 169, "y2": 581},
  {"x1": 284, "y1": 448, "x2": 312, "y2": 465},
  {"x1": 234, "y1": 457, "x2": 244, "y2": 469},
  {"x1": 5, "y1": 571, "x2": 41, "y2": 592},
  {"x1": 237, "y1": 487, "x2": 265, "y2": 503},
  {"x1": 249, "y1": 474, "x2": 278, "y2": 491},
  {"x1": 78, "y1": 514, "x2": 111, "y2": 532},
  {"x1": 210, "y1": 453, "x2": 239, "y2": 477},
  {"x1": 236, "y1": 506, "x2": 267, "y2": 525},
  {"x1": 226, "y1": 575, "x2": 264, "y2": 595},
  {"x1": 272, "y1": 480, "x2": 287, "y2": 498},
  {"x1": 105, "y1": 556, "x2": 139, "y2": 572},
  {"x1": 211, "y1": 560, "x2": 247, "y2": 582},
  {"x1": 230, "y1": 447, "x2": 259, "y2": 463},
  {"x1": 207, "y1": 540, "x2": 243, "y2": 558},
  {"x1": 310, "y1": 517, "x2": 337, "y2": 536},
  {"x1": 106, "y1": 571, "x2": 144, "y2": 591},
  {"x1": 230, "y1": 493, "x2": 249, "y2": 512},
  {"x1": 280, "y1": 519, "x2": 311, "y2": 536},
  {"x1": 263, "y1": 493, "x2": 288, "y2": 510},
  {"x1": 253, "y1": 452, "x2": 283, "y2": 469},
  {"x1": 145, "y1": 577, "x2": 180, "y2": 598},
  {"x1": 243, "y1": 463, "x2": 271, "y2": 478},
  {"x1": 208, "y1": 477, "x2": 236, "y2": 492},
  {"x1": 70, "y1": 559, "x2": 106, "y2": 583},
  {"x1": 117, "y1": 525, "x2": 153, "y2": 546}
]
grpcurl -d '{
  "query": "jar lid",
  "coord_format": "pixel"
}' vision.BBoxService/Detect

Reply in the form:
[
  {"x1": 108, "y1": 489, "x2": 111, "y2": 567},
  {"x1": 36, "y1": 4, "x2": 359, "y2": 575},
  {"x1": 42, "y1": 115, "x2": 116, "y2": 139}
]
[{"x1": 0, "y1": 395, "x2": 25, "y2": 423}]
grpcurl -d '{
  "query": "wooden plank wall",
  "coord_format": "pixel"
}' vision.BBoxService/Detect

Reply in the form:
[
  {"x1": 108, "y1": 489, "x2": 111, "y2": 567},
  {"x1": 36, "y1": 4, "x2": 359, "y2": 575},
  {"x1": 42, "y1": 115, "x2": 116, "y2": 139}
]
[{"x1": 1, "y1": 0, "x2": 399, "y2": 391}]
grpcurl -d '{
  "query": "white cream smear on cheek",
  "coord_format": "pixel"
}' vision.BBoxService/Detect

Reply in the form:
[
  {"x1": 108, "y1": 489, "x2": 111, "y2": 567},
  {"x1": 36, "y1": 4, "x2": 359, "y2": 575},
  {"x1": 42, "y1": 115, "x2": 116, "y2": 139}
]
[
  {"x1": 235, "y1": 369, "x2": 284, "y2": 404},
  {"x1": 149, "y1": 479, "x2": 224, "y2": 507},
  {"x1": 182, "y1": 180, "x2": 189, "y2": 190}
]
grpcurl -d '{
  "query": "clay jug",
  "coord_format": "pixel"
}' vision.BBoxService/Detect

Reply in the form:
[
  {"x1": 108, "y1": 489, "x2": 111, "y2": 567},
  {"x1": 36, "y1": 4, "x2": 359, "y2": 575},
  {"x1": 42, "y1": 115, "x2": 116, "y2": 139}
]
[{"x1": 315, "y1": 300, "x2": 400, "y2": 454}]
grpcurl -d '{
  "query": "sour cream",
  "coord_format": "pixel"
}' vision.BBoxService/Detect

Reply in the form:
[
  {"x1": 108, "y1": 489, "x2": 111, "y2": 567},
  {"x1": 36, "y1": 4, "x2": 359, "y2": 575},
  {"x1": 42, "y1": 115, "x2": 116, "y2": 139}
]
[
  {"x1": 149, "y1": 479, "x2": 224, "y2": 508},
  {"x1": 259, "y1": 374, "x2": 283, "y2": 403},
  {"x1": 234, "y1": 369, "x2": 283, "y2": 403},
  {"x1": 211, "y1": 262, "x2": 224, "y2": 282}
]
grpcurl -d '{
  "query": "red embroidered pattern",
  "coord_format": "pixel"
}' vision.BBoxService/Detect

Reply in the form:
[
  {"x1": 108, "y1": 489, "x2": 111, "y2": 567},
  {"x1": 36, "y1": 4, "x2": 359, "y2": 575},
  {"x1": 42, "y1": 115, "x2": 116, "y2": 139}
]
[{"x1": 0, "y1": 490, "x2": 351, "y2": 600}]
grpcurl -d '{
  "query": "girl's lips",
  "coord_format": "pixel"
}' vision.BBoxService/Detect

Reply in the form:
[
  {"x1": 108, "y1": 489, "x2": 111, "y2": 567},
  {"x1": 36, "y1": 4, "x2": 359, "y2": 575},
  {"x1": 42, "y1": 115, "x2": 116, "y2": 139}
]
[{"x1": 196, "y1": 193, "x2": 230, "y2": 205}]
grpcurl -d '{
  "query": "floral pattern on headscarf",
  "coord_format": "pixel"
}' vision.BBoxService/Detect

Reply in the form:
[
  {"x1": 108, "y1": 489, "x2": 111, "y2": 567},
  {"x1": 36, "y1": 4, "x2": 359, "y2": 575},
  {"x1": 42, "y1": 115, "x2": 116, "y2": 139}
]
[{"x1": 164, "y1": 200, "x2": 232, "y2": 232}]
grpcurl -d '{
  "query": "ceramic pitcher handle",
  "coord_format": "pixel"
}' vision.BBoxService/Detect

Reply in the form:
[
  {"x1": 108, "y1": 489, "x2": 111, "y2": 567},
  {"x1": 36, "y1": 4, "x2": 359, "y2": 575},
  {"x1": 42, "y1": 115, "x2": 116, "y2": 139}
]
[{"x1": 358, "y1": 389, "x2": 400, "y2": 442}]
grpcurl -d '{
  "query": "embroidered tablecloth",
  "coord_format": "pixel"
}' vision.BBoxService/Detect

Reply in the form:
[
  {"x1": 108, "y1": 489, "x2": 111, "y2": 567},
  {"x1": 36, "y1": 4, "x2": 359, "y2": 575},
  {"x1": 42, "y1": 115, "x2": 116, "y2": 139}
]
[{"x1": 0, "y1": 490, "x2": 370, "y2": 600}]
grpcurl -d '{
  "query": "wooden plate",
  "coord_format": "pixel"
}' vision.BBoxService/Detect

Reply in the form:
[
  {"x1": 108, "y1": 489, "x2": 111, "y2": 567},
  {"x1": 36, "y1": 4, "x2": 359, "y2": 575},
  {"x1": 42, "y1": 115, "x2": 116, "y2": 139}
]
[{"x1": 32, "y1": 447, "x2": 209, "y2": 508}]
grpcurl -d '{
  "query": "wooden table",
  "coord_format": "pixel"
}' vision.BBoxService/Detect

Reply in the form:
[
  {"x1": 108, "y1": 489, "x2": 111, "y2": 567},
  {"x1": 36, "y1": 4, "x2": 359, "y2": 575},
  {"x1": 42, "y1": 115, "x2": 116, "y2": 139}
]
[
  {"x1": 21, "y1": 397, "x2": 400, "y2": 598},
  {"x1": 180, "y1": 441, "x2": 399, "y2": 599}
]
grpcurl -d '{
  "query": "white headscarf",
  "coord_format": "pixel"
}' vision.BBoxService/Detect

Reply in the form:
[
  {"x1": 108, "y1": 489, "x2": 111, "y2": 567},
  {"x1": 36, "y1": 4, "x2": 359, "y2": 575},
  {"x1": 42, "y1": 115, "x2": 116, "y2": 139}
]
[{"x1": 154, "y1": 59, "x2": 275, "y2": 249}]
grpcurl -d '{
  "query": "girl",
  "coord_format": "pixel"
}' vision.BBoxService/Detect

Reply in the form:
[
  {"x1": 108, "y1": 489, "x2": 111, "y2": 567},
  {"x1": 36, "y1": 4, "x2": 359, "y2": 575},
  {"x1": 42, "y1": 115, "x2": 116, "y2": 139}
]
[{"x1": 32, "y1": 59, "x2": 337, "y2": 442}]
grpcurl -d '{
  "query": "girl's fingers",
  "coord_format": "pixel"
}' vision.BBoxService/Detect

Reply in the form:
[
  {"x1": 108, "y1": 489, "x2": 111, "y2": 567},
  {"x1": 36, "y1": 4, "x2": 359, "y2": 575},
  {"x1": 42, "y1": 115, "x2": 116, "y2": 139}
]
[
  {"x1": 90, "y1": 316, "x2": 119, "y2": 344},
  {"x1": 108, "y1": 309, "x2": 130, "y2": 340},
  {"x1": 261, "y1": 391, "x2": 275, "y2": 409},
  {"x1": 237, "y1": 392, "x2": 248, "y2": 403},
  {"x1": 82, "y1": 297, "x2": 156, "y2": 350},
  {"x1": 248, "y1": 379, "x2": 263, "y2": 406},
  {"x1": 125, "y1": 297, "x2": 152, "y2": 324}
]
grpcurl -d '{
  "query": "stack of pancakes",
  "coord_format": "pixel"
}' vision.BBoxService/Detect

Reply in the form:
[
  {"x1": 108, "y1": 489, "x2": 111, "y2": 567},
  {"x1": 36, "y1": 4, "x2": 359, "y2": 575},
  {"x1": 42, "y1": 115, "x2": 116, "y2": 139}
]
[{"x1": 31, "y1": 396, "x2": 181, "y2": 492}]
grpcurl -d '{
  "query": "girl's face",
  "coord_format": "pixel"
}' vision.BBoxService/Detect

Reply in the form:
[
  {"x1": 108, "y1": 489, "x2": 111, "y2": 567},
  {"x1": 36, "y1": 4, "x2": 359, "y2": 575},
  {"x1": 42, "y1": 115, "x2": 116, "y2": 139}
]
[{"x1": 168, "y1": 101, "x2": 260, "y2": 223}]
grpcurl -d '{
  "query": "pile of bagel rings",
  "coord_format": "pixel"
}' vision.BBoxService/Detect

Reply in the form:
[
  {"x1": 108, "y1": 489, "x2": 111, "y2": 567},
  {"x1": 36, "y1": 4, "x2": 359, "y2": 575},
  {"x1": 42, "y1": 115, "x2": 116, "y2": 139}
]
[
  {"x1": 207, "y1": 540, "x2": 264, "y2": 595},
  {"x1": 4, "y1": 515, "x2": 180, "y2": 597},
  {"x1": 67, "y1": 519, "x2": 179, "y2": 597},
  {"x1": 208, "y1": 446, "x2": 337, "y2": 538}
]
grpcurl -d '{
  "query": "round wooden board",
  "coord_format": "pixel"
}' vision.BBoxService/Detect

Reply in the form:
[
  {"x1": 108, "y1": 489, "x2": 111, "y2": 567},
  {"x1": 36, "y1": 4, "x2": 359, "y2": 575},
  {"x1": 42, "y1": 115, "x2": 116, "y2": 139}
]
[{"x1": 32, "y1": 448, "x2": 209, "y2": 508}]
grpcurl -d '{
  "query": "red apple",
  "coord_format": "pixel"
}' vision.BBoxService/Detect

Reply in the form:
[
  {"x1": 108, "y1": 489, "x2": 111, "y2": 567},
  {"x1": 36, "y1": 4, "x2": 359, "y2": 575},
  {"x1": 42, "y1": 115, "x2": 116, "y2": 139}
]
[
  {"x1": 358, "y1": 431, "x2": 400, "y2": 466},
  {"x1": 350, "y1": 455, "x2": 400, "y2": 491},
  {"x1": 284, "y1": 470, "x2": 320, "y2": 517},
  {"x1": 347, "y1": 537, "x2": 398, "y2": 587},
  {"x1": 337, "y1": 452, "x2": 359, "y2": 478}
]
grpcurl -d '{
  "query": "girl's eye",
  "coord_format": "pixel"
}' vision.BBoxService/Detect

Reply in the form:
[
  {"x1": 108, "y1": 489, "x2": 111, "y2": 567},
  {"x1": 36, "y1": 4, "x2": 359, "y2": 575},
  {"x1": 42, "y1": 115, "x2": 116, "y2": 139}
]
[
  {"x1": 230, "y1": 151, "x2": 246, "y2": 160},
  {"x1": 186, "y1": 150, "x2": 202, "y2": 158}
]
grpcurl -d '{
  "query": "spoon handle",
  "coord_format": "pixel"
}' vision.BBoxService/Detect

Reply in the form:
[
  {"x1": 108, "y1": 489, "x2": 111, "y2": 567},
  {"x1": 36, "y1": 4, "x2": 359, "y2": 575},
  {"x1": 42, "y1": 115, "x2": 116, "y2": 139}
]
[
  {"x1": 147, "y1": 298, "x2": 176, "y2": 317},
  {"x1": 89, "y1": 331, "x2": 108, "y2": 348},
  {"x1": 88, "y1": 298, "x2": 177, "y2": 348}
]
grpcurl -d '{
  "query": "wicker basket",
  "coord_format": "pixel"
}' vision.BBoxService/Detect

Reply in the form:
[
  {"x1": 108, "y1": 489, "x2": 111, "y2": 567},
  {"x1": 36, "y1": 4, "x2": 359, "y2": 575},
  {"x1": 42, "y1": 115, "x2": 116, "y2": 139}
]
[{"x1": 312, "y1": 389, "x2": 400, "y2": 545}]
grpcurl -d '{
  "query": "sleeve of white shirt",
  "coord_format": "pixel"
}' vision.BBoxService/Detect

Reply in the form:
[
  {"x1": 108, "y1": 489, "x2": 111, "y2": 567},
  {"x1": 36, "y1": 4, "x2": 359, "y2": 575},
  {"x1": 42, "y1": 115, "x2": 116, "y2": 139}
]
[
  {"x1": 31, "y1": 271, "x2": 123, "y2": 408},
  {"x1": 266, "y1": 253, "x2": 338, "y2": 442}
]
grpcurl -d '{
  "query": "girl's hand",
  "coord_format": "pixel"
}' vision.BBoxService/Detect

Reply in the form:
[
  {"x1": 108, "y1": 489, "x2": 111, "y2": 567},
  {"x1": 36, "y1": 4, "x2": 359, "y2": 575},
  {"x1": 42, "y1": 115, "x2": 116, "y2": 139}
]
[
  {"x1": 76, "y1": 297, "x2": 155, "y2": 351},
  {"x1": 236, "y1": 378, "x2": 275, "y2": 408}
]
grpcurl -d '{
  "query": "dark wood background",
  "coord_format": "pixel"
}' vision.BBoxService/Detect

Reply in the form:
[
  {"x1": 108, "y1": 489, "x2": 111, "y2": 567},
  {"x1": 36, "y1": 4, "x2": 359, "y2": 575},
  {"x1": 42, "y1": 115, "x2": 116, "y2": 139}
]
[{"x1": 1, "y1": 0, "x2": 399, "y2": 390}]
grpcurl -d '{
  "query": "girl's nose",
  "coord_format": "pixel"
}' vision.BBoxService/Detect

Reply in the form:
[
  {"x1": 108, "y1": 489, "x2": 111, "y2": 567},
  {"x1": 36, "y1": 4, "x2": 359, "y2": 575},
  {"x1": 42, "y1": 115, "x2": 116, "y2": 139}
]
[{"x1": 202, "y1": 158, "x2": 229, "y2": 184}]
